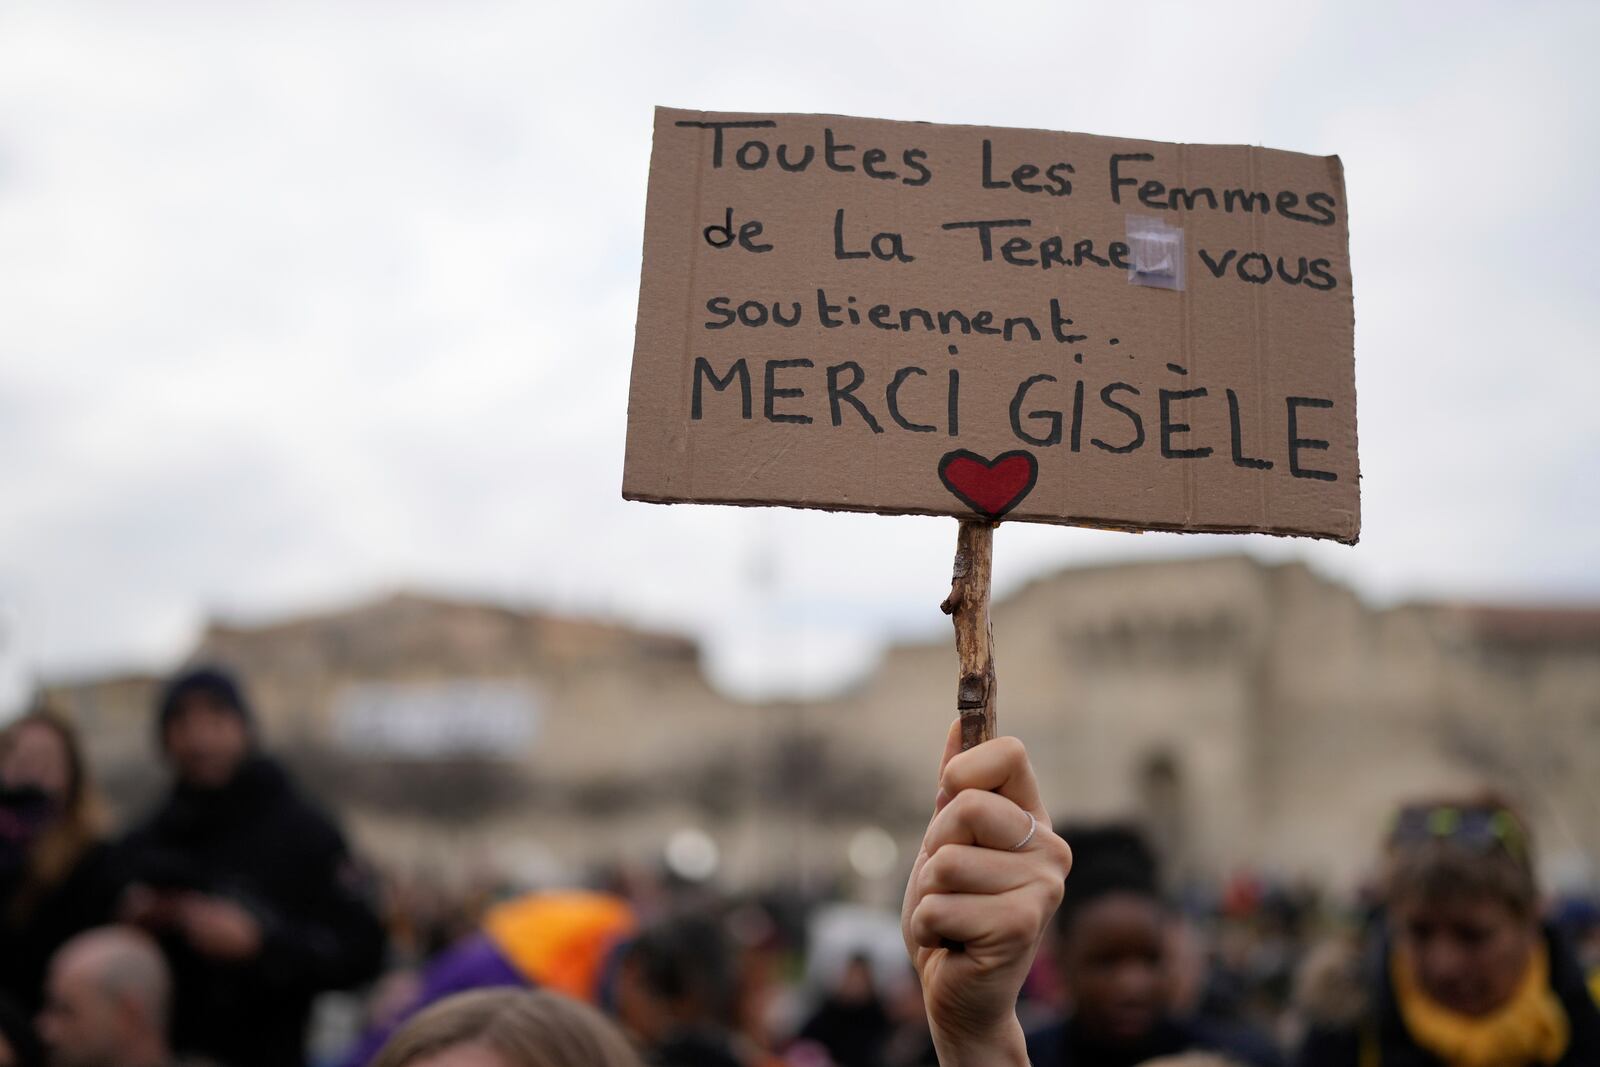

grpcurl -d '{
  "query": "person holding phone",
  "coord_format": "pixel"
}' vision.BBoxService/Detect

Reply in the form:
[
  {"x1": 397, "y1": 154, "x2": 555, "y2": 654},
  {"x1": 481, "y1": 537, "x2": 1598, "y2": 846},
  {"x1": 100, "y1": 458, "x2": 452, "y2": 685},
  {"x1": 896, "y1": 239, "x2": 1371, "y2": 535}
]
[{"x1": 118, "y1": 666, "x2": 386, "y2": 1067}]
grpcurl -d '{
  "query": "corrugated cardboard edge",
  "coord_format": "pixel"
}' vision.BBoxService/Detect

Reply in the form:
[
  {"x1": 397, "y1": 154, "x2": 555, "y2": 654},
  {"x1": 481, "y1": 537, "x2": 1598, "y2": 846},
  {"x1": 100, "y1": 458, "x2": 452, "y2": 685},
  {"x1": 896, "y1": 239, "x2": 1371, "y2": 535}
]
[
  {"x1": 1329, "y1": 152, "x2": 1361, "y2": 545},
  {"x1": 619, "y1": 490, "x2": 1359, "y2": 546}
]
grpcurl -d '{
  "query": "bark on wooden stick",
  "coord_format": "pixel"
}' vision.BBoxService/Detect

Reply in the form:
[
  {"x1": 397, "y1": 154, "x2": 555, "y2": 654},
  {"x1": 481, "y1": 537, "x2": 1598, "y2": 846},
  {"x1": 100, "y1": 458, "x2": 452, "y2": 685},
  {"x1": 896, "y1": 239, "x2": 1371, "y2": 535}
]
[{"x1": 940, "y1": 519, "x2": 996, "y2": 751}]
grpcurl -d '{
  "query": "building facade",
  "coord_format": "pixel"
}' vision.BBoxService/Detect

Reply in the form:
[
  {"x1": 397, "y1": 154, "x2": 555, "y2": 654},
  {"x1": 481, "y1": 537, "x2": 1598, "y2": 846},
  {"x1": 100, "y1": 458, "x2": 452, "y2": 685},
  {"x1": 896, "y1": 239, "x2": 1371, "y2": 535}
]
[{"x1": 43, "y1": 556, "x2": 1600, "y2": 896}]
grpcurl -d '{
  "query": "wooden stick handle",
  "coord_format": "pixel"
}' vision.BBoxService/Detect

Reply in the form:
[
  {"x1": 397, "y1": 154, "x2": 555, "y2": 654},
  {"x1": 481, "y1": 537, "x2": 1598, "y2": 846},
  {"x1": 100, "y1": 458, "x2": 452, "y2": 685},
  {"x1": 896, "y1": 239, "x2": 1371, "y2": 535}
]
[{"x1": 940, "y1": 519, "x2": 996, "y2": 751}]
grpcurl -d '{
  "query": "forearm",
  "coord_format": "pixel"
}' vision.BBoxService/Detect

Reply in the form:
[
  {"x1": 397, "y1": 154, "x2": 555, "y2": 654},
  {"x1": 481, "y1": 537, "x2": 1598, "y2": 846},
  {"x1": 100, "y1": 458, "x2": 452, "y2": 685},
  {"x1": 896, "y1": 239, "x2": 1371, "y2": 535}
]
[{"x1": 932, "y1": 1014, "x2": 1031, "y2": 1067}]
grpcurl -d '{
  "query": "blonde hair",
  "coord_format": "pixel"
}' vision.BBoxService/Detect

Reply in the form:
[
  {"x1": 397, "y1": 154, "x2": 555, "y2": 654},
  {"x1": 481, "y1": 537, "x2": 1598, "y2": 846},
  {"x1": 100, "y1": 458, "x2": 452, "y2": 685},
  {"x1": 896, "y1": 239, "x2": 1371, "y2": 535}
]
[{"x1": 370, "y1": 989, "x2": 644, "y2": 1067}]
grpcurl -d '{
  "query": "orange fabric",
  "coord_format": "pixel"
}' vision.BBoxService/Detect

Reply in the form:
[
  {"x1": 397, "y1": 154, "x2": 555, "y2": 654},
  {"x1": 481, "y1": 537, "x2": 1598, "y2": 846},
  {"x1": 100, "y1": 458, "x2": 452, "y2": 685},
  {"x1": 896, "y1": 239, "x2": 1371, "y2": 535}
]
[{"x1": 481, "y1": 891, "x2": 636, "y2": 1001}]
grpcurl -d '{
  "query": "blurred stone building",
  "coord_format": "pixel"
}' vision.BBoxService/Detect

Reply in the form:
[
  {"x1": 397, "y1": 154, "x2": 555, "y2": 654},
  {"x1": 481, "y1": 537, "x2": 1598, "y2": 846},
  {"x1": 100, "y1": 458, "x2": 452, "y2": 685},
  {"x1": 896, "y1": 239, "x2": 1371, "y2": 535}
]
[{"x1": 42, "y1": 556, "x2": 1600, "y2": 896}]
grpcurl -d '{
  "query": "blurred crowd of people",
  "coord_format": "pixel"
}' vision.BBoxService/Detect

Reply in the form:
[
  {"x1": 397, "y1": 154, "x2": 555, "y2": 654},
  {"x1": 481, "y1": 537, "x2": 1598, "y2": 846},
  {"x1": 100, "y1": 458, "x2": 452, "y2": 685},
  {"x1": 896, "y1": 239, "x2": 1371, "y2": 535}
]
[{"x1": 2, "y1": 665, "x2": 1597, "y2": 1067}]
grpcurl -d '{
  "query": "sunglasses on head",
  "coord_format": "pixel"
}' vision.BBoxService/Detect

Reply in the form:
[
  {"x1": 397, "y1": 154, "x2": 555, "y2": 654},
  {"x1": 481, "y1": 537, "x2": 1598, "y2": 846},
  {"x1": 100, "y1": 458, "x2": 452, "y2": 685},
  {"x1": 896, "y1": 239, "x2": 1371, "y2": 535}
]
[{"x1": 1388, "y1": 804, "x2": 1528, "y2": 864}]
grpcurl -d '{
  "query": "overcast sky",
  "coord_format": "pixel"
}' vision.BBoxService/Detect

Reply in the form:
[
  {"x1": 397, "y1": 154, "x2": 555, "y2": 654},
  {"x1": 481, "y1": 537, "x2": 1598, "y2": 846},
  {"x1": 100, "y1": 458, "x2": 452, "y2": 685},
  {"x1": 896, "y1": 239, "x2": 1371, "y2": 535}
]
[{"x1": 2, "y1": 1, "x2": 1597, "y2": 710}]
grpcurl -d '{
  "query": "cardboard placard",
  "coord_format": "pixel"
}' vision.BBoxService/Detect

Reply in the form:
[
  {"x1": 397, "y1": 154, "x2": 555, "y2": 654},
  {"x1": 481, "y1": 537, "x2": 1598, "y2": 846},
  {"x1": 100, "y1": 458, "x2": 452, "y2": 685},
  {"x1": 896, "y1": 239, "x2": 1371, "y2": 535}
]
[{"x1": 624, "y1": 108, "x2": 1358, "y2": 543}]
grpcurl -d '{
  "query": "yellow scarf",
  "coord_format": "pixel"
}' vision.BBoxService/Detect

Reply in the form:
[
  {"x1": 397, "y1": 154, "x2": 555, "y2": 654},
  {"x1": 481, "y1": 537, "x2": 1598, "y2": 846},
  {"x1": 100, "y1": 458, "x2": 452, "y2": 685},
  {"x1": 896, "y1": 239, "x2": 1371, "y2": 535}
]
[{"x1": 1391, "y1": 941, "x2": 1570, "y2": 1067}]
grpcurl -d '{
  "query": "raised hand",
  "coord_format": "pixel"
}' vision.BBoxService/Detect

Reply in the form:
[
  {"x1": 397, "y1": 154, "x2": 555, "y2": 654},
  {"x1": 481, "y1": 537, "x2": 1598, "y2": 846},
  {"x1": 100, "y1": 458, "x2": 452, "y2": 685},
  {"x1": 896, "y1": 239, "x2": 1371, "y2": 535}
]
[{"x1": 901, "y1": 719, "x2": 1073, "y2": 1067}]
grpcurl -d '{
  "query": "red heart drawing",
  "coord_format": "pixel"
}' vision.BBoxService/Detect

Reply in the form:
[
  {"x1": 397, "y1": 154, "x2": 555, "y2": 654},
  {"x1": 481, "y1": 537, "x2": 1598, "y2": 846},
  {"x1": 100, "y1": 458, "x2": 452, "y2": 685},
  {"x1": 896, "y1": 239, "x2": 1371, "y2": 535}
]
[{"x1": 938, "y1": 450, "x2": 1038, "y2": 518}]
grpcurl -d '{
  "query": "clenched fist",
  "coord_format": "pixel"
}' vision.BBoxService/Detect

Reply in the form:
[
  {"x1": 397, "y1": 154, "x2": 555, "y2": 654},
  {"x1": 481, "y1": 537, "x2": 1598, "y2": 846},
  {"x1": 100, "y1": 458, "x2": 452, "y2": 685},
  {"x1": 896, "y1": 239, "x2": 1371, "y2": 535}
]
[{"x1": 902, "y1": 720, "x2": 1073, "y2": 1067}]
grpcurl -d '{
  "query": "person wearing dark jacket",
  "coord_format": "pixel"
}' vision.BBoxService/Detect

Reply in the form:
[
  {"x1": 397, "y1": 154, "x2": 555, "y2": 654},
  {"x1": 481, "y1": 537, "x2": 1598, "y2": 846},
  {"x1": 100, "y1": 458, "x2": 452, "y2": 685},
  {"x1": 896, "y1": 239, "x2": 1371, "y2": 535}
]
[
  {"x1": 1025, "y1": 825, "x2": 1281, "y2": 1067},
  {"x1": 1295, "y1": 795, "x2": 1600, "y2": 1067},
  {"x1": 118, "y1": 666, "x2": 386, "y2": 1067},
  {"x1": 796, "y1": 953, "x2": 893, "y2": 1067},
  {"x1": 0, "y1": 709, "x2": 120, "y2": 1017}
]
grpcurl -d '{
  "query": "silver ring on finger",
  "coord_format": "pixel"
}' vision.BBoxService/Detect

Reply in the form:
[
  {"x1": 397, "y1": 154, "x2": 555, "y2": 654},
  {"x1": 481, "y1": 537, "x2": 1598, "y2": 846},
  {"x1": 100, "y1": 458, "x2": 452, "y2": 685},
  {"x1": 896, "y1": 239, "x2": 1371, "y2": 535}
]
[{"x1": 1008, "y1": 810, "x2": 1038, "y2": 851}]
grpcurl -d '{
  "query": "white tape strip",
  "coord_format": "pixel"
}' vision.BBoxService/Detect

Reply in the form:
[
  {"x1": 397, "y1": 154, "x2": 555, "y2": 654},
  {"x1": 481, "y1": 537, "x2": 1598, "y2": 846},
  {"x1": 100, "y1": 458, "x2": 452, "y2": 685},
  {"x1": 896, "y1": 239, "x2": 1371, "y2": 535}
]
[{"x1": 1127, "y1": 214, "x2": 1185, "y2": 291}]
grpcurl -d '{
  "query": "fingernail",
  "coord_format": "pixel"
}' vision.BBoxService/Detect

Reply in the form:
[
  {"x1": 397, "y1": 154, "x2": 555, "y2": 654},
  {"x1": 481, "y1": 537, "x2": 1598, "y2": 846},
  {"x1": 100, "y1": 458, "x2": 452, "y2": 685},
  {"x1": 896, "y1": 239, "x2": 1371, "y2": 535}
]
[{"x1": 934, "y1": 788, "x2": 951, "y2": 813}]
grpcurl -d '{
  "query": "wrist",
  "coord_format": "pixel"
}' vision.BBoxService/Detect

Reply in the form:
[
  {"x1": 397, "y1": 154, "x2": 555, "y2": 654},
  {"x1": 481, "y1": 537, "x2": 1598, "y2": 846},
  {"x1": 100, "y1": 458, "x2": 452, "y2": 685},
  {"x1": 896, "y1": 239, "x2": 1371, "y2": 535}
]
[{"x1": 931, "y1": 1014, "x2": 1029, "y2": 1067}]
